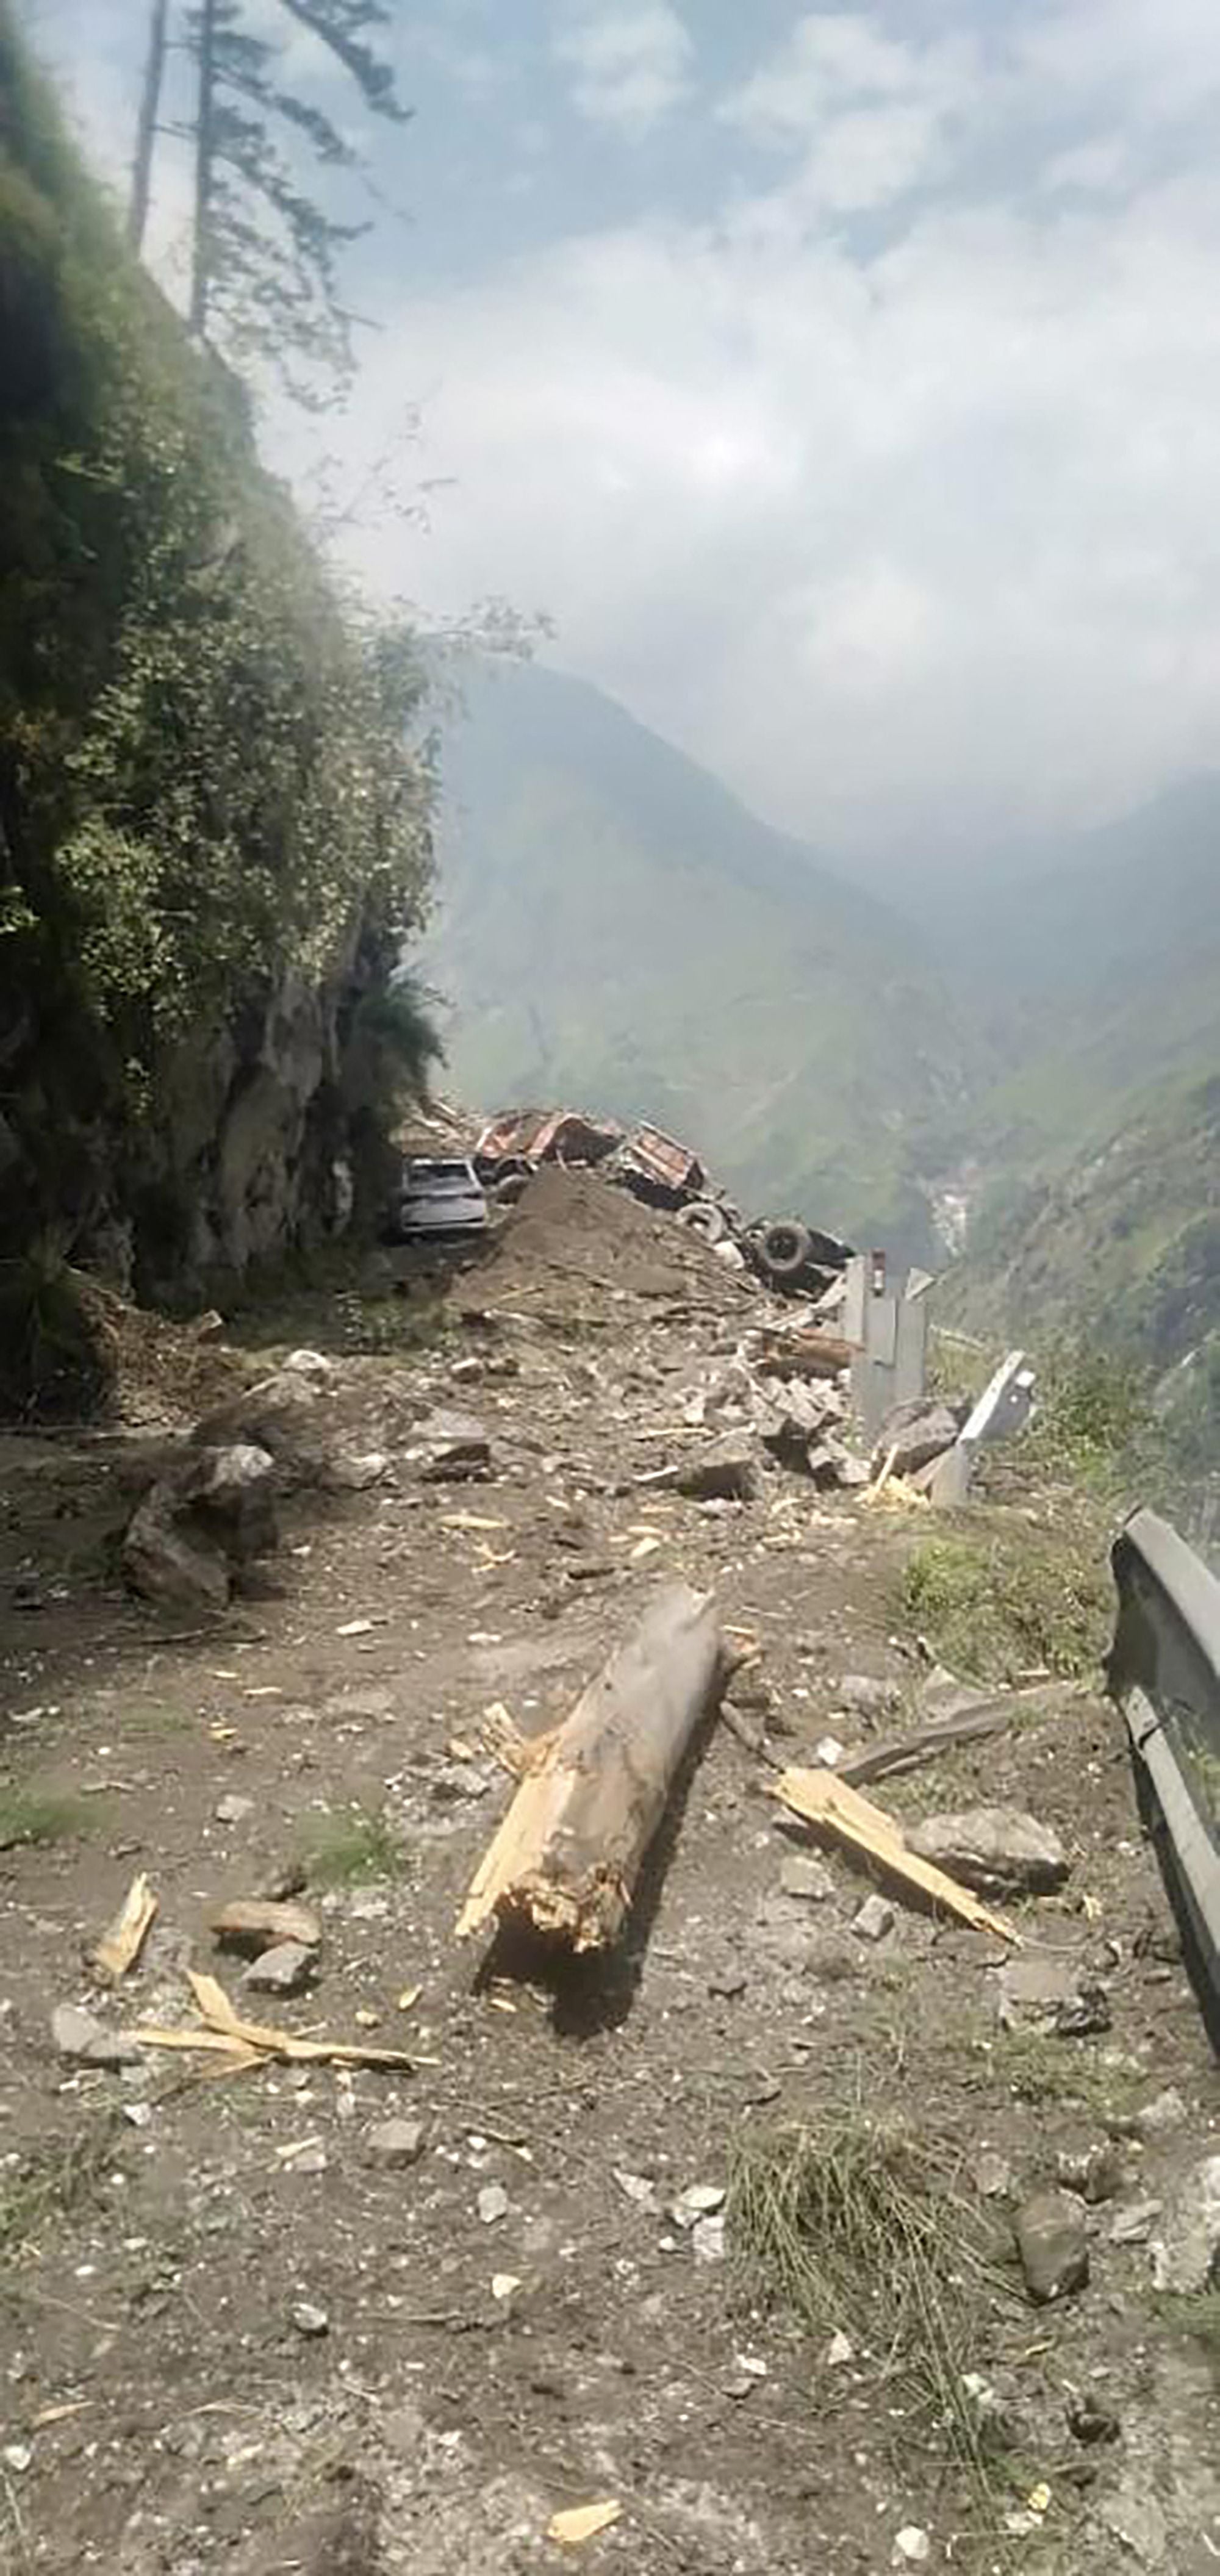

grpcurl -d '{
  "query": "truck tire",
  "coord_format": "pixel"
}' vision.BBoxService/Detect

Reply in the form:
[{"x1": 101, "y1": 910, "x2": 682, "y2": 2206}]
[
  {"x1": 756, "y1": 1220, "x2": 813, "y2": 1283},
  {"x1": 675, "y1": 1199, "x2": 728, "y2": 1246}
]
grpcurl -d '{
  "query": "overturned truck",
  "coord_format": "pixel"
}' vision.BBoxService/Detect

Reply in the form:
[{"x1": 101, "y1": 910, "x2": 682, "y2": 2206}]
[{"x1": 473, "y1": 1106, "x2": 852, "y2": 1297}]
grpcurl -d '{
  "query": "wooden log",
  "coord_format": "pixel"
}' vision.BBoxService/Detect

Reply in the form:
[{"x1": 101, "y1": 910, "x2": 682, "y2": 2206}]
[{"x1": 456, "y1": 1584, "x2": 721, "y2": 1951}]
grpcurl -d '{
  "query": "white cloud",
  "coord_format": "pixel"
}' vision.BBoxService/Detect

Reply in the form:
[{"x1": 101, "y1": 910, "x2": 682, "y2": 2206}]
[{"x1": 552, "y1": 2, "x2": 694, "y2": 138}]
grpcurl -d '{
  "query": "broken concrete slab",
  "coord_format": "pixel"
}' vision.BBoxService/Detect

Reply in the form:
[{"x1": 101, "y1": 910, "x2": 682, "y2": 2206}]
[
  {"x1": 907, "y1": 1807, "x2": 1069, "y2": 1898},
  {"x1": 1016, "y1": 2188, "x2": 1089, "y2": 2303}
]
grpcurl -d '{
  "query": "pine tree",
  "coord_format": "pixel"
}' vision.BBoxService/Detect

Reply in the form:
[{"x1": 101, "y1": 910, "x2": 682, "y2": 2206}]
[{"x1": 131, "y1": 0, "x2": 409, "y2": 403}]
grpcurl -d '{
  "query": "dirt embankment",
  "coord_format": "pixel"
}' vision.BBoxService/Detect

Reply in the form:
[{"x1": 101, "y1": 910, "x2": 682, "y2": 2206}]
[{"x1": 0, "y1": 1185, "x2": 1218, "y2": 2576}]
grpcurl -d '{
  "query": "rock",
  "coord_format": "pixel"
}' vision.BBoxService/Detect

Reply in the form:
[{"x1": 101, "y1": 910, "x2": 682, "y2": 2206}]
[
  {"x1": 708, "y1": 1962, "x2": 748, "y2": 1998},
  {"x1": 287, "y1": 2142, "x2": 328, "y2": 2175},
  {"x1": 1135, "y1": 2086, "x2": 1187, "y2": 2139},
  {"x1": 674, "y1": 1437, "x2": 757, "y2": 1502},
  {"x1": 1068, "y1": 2395, "x2": 1120, "y2": 2445},
  {"x1": 671, "y1": 2183, "x2": 726, "y2": 2229},
  {"x1": 970, "y1": 2148, "x2": 1013, "y2": 2200},
  {"x1": 892, "y1": 2530, "x2": 931, "y2": 2567},
  {"x1": 123, "y1": 1441, "x2": 278, "y2": 1610},
  {"x1": 365, "y1": 2118, "x2": 427, "y2": 2170},
  {"x1": 831, "y1": 1673, "x2": 903, "y2": 1720},
  {"x1": 242, "y1": 1940, "x2": 315, "y2": 1997},
  {"x1": 1054, "y1": 1981, "x2": 1111, "y2": 2038},
  {"x1": 290, "y1": 2300, "x2": 330, "y2": 2337},
  {"x1": 193, "y1": 1371, "x2": 327, "y2": 1484},
  {"x1": 1016, "y1": 2189, "x2": 1089, "y2": 2303},
  {"x1": 282, "y1": 1349, "x2": 334, "y2": 1381},
  {"x1": 215, "y1": 1793, "x2": 255, "y2": 1826},
  {"x1": 908, "y1": 1807, "x2": 1069, "y2": 1897},
  {"x1": 51, "y1": 2003, "x2": 142, "y2": 2066},
  {"x1": 998, "y1": 1951, "x2": 1084, "y2": 2023},
  {"x1": 326, "y1": 1450, "x2": 390, "y2": 1491},
  {"x1": 414, "y1": 1410, "x2": 490, "y2": 1480},
  {"x1": 478, "y1": 2184, "x2": 510, "y2": 2225},
  {"x1": 825, "y1": 2330, "x2": 854, "y2": 2367},
  {"x1": 1108, "y1": 2198, "x2": 1162, "y2": 2245},
  {"x1": 692, "y1": 2214, "x2": 726, "y2": 2263},
  {"x1": 873, "y1": 1396, "x2": 962, "y2": 1480},
  {"x1": 1149, "y1": 2154, "x2": 1220, "y2": 2295},
  {"x1": 123, "y1": 1498, "x2": 230, "y2": 1611},
  {"x1": 852, "y1": 1893, "x2": 895, "y2": 1943},
  {"x1": 1057, "y1": 2141, "x2": 1125, "y2": 2205},
  {"x1": 429, "y1": 1759, "x2": 491, "y2": 1805},
  {"x1": 212, "y1": 1898, "x2": 321, "y2": 1957},
  {"x1": 778, "y1": 1854, "x2": 835, "y2": 1904}
]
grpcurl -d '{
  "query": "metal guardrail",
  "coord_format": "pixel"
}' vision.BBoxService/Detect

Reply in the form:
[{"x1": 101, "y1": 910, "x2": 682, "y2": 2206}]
[{"x1": 1109, "y1": 1507, "x2": 1220, "y2": 2035}]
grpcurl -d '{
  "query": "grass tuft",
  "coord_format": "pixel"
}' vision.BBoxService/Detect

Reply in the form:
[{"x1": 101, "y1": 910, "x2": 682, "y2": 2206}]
[
  {"x1": 298, "y1": 1802, "x2": 403, "y2": 1890},
  {"x1": 0, "y1": 1788, "x2": 92, "y2": 1853},
  {"x1": 898, "y1": 1519, "x2": 1111, "y2": 1682},
  {"x1": 728, "y1": 2117, "x2": 1017, "y2": 2492},
  {"x1": 0, "y1": 2116, "x2": 120, "y2": 2264}
]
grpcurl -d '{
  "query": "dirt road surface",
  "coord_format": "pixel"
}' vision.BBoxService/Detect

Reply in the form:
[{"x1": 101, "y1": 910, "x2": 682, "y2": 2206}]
[{"x1": 2, "y1": 1177, "x2": 1218, "y2": 2574}]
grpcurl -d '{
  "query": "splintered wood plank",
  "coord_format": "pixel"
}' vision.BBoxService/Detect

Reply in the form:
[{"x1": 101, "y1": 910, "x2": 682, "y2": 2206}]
[
  {"x1": 770, "y1": 1767, "x2": 1019, "y2": 1944},
  {"x1": 93, "y1": 1873, "x2": 159, "y2": 1981}
]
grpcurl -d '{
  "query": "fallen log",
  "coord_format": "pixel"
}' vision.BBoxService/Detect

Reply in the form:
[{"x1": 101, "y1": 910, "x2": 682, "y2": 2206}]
[
  {"x1": 770, "y1": 1767, "x2": 1019, "y2": 1943},
  {"x1": 456, "y1": 1584, "x2": 722, "y2": 1952}
]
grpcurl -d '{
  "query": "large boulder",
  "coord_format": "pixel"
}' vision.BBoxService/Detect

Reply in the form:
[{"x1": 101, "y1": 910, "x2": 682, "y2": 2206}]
[
  {"x1": 906, "y1": 1806, "x2": 1069, "y2": 1896},
  {"x1": 123, "y1": 1441, "x2": 277, "y2": 1611},
  {"x1": 872, "y1": 1396, "x2": 963, "y2": 1480}
]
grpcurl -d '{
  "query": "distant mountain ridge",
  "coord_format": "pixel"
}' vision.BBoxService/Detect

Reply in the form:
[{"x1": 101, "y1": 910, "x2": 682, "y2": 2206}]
[{"x1": 423, "y1": 657, "x2": 978, "y2": 1260}]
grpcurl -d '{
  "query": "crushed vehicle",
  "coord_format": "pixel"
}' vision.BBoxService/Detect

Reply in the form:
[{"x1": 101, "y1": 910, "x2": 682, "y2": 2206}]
[
  {"x1": 474, "y1": 1102, "x2": 853, "y2": 1295},
  {"x1": 388, "y1": 1155, "x2": 488, "y2": 1241}
]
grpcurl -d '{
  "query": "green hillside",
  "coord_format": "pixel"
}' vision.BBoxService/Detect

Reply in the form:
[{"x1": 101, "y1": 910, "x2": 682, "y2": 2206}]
[{"x1": 425, "y1": 659, "x2": 978, "y2": 1259}]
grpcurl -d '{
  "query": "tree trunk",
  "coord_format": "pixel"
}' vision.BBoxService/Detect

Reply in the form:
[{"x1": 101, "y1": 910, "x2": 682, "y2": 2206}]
[
  {"x1": 457, "y1": 1585, "x2": 722, "y2": 1952},
  {"x1": 127, "y1": 0, "x2": 169, "y2": 255},
  {"x1": 189, "y1": 0, "x2": 218, "y2": 337}
]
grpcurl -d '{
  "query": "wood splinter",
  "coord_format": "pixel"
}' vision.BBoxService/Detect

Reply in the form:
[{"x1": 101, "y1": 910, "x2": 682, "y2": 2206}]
[{"x1": 457, "y1": 1583, "x2": 722, "y2": 1953}]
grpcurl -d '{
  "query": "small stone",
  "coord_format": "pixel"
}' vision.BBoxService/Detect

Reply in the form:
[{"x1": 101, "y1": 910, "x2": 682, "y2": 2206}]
[
  {"x1": 908, "y1": 1807, "x2": 1069, "y2": 1896},
  {"x1": 674, "y1": 1437, "x2": 757, "y2": 1502},
  {"x1": 429, "y1": 1760, "x2": 490, "y2": 1805},
  {"x1": 815, "y1": 1735, "x2": 846, "y2": 1767},
  {"x1": 1016, "y1": 2189, "x2": 1089, "y2": 2304},
  {"x1": 365, "y1": 2118, "x2": 427, "y2": 2170},
  {"x1": 778, "y1": 1854, "x2": 835, "y2": 1904},
  {"x1": 970, "y1": 2149, "x2": 1013, "y2": 2200},
  {"x1": 892, "y1": 2529, "x2": 931, "y2": 2567},
  {"x1": 282, "y1": 1349, "x2": 334, "y2": 1381},
  {"x1": 242, "y1": 1940, "x2": 315, "y2": 1997},
  {"x1": 671, "y1": 2183, "x2": 726, "y2": 2229},
  {"x1": 415, "y1": 1410, "x2": 490, "y2": 1481},
  {"x1": 1108, "y1": 2198, "x2": 1161, "y2": 2246},
  {"x1": 1057, "y1": 2141, "x2": 1124, "y2": 2205},
  {"x1": 692, "y1": 2214, "x2": 726, "y2": 2264},
  {"x1": 51, "y1": 2004, "x2": 141, "y2": 2067},
  {"x1": 326, "y1": 1451, "x2": 390, "y2": 1491},
  {"x1": 1149, "y1": 2153, "x2": 1220, "y2": 2295},
  {"x1": 2, "y1": 2444, "x2": 32, "y2": 2475},
  {"x1": 291, "y1": 2300, "x2": 329, "y2": 2337},
  {"x1": 1134, "y1": 2086, "x2": 1187, "y2": 2139},
  {"x1": 478, "y1": 2184, "x2": 509, "y2": 2225},
  {"x1": 288, "y1": 2142, "x2": 328, "y2": 2175},
  {"x1": 825, "y1": 2330, "x2": 854, "y2": 2368},
  {"x1": 614, "y1": 2170, "x2": 658, "y2": 2209},
  {"x1": 708, "y1": 1963, "x2": 748, "y2": 1998},
  {"x1": 1068, "y1": 2395, "x2": 1120, "y2": 2445},
  {"x1": 833, "y1": 1673, "x2": 903, "y2": 1720},
  {"x1": 852, "y1": 1893, "x2": 895, "y2": 1943},
  {"x1": 215, "y1": 1793, "x2": 255, "y2": 1826}
]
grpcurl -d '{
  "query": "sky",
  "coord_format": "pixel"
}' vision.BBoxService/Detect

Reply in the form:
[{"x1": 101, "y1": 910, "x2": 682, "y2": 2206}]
[{"x1": 21, "y1": 0, "x2": 1220, "y2": 868}]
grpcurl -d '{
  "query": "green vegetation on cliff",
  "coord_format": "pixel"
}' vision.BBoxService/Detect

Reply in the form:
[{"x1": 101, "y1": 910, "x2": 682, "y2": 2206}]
[{"x1": 0, "y1": 7, "x2": 433, "y2": 1309}]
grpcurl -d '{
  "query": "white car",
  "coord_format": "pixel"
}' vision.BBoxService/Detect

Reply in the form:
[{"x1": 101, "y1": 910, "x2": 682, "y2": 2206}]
[{"x1": 395, "y1": 1156, "x2": 488, "y2": 1240}]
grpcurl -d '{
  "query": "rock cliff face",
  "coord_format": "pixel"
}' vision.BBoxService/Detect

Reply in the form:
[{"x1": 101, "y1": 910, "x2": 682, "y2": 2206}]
[{"x1": 0, "y1": 931, "x2": 390, "y2": 1302}]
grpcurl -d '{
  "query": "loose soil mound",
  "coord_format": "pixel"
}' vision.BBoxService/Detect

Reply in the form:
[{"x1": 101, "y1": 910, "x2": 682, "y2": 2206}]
[{"x1": 463, "y1": 1164, "x2": 748, "y2": 1319}]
